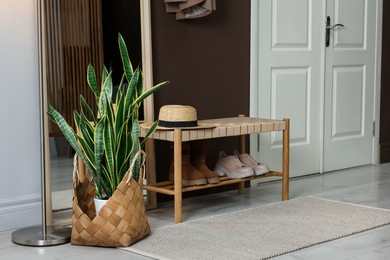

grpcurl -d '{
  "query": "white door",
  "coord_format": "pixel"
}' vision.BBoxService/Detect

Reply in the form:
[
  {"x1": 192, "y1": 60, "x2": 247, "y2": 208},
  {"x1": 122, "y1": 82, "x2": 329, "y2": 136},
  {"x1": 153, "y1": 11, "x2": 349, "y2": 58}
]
[
  {"x1": 251, "y1": 0, "x2": 325, "y2": 177},
  {"x1": 250, "y1": 0, "x2": 380, "y2": 176},
  {"x1": 323, "y1": 0, "x2": 377, "y2": 171}
]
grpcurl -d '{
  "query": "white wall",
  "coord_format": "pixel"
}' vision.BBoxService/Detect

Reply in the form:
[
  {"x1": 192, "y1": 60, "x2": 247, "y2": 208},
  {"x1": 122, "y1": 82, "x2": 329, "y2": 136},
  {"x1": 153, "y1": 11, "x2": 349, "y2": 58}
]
[{"x1": 0, "y1": 0, "x2": 42, "y2": 231}]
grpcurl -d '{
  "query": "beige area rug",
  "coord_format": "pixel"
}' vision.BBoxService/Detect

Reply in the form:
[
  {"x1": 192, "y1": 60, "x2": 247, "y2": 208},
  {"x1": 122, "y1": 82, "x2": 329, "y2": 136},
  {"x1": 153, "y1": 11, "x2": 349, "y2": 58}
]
[{"x1": 122, "y1": 197, "x2": 390, "y2": 260}]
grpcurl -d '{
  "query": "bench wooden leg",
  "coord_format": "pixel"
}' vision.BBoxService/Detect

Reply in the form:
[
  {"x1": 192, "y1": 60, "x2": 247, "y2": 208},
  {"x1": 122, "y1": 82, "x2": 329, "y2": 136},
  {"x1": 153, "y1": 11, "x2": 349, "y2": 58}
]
[
  {"x1": 238, "y1": 132, "x2": 246, "y2": 194},
  {"x1": 174, "y1": 129, "x2": 183, "y2": 224}
]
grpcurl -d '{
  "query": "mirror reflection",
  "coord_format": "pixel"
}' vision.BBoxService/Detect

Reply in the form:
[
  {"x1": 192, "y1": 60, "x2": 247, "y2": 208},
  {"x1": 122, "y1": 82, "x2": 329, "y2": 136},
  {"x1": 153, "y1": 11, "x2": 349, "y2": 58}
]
[{"x1": 43, "y1": 0, "x2": 142, "y2": 222}]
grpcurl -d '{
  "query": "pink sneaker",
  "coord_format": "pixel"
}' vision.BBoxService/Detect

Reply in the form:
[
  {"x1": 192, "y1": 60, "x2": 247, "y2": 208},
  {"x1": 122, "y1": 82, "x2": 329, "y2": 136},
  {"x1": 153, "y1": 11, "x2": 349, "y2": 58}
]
[
  {"x1": 214, "y1": 151, "x2": 254, "y2": 179},
  {"x1": 234, "y1": 151, "x2": 269, "y2": 176}
]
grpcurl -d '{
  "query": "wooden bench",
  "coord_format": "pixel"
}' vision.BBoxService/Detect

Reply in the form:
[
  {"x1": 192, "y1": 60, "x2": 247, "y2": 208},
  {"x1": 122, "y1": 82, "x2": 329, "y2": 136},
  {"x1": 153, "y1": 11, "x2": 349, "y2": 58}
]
[{"x1": 140, "y1": 116, "x2": 290, "y2": 223}]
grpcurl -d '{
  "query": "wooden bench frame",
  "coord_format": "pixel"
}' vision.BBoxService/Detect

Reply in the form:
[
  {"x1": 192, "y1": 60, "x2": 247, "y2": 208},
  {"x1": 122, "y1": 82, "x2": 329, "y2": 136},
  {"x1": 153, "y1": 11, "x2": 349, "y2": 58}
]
[{"x1": 140, "y1": 116, "x2": 290, "y2": 223}]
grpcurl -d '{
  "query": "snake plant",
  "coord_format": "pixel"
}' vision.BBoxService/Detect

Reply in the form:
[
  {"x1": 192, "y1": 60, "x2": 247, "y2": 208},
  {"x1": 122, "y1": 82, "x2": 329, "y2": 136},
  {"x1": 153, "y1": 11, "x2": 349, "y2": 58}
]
[{"x1": 49, "y1": 33, "x2": 169, "y2": 199}]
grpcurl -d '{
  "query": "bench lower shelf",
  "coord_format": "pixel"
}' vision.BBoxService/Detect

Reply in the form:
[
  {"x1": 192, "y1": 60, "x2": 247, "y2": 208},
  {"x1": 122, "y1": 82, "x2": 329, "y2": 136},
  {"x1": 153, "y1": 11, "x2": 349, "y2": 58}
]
[{"x1": 144, "y1": 171, "x2": 283, "y2": 195}]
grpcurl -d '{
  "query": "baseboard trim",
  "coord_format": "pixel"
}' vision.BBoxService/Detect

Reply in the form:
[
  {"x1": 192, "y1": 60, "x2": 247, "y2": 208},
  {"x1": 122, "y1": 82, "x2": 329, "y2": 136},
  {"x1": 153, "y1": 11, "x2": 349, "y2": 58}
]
[{"x1": 0, "y1": 194, "x2": 41, "y2": 231}]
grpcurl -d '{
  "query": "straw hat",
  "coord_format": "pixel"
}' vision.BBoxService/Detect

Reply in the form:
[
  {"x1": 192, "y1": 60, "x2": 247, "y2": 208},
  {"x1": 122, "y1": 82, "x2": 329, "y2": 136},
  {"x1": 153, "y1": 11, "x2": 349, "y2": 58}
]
[{"x1": 141, "y1": 105, "x2": 215, "y2": 130}]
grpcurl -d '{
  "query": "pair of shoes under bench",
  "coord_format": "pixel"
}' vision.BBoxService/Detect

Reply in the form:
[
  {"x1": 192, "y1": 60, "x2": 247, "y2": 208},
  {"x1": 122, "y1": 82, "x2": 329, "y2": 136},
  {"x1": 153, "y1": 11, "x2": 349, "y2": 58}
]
[
  {"x1": 233, "y1": 151, "x2": 269, "y2": 176},
  {"x1": 214, "y1": 151, "x2": 254, "y2": 178},
  {"x1": 214, "y1": 151, "x2": 269, "y2": 179}
]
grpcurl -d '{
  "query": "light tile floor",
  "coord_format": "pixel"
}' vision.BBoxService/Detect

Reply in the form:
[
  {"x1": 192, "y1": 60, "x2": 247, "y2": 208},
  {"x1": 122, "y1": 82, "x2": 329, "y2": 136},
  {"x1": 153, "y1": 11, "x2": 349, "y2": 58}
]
[{"x1": 2, "y1": 162, "x2": 390, "y2": 259}]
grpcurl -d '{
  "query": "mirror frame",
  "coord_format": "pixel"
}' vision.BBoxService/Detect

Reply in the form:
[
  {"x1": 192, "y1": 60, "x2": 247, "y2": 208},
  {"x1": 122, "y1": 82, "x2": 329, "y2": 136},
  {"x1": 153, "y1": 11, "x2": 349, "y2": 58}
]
[{"x1": 37, "y1": 0, "x2": 156, "y2": 225}]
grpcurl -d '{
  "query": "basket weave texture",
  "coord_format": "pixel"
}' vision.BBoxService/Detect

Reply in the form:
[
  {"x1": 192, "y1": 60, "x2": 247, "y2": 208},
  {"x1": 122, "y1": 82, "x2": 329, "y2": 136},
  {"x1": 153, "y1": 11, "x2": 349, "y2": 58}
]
[{"x1": 70, "y1": 160, "x2": 150, "y2": 247}]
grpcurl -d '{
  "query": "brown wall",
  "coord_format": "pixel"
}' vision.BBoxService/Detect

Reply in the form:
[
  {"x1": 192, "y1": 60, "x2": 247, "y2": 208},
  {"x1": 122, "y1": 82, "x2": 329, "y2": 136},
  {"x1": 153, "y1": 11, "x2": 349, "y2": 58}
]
[
  {"x1": 381, "y1": 1, "x2": 390, "y2": 163},
  {"x1": 150, "y1": 0, "x2": 251, "y2": 191},
  {"x1": 102, "y1": 0, "x2": 141, "y2": 84}
]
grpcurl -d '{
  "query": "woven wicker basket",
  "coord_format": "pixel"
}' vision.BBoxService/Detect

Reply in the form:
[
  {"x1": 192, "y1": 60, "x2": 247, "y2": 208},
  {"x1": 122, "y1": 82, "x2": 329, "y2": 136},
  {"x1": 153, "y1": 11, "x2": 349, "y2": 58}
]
[{"x1": 70, "y1": 152, "x2": 150, "y2": 247}]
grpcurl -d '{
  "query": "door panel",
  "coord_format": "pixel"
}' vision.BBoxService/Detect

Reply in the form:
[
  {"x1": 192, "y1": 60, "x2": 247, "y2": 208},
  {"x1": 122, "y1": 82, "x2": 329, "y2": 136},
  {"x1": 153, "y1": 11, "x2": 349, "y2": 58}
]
[
  {"x1": 331, "y1": 66, "x2": 364, "y2": 139},
  {"x1": 272, "y1": 0, "x2": 310, "y2": 49},
  {"x1": 334, "y1": 0, "x2": 366, "y2": 48},
  {"x1": 253, "y1": 0, "x2": 324, "y2": 177},
  {"x1": 323, "y1": 0, "x2": 376, "y2": 171},
  {"x1": 272, "y1": 67, "x2": 310, "y2": 144}
]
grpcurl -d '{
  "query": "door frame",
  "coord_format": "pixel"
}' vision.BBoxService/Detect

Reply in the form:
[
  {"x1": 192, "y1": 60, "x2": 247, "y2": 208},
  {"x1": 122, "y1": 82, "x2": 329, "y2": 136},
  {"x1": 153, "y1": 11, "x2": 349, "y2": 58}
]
[
  {"x1": 373, "y1": 0, "x2": 383, "y2": 165},
  {"x1": 249, "y1": 0, "x2": 383, "y2": 173}
]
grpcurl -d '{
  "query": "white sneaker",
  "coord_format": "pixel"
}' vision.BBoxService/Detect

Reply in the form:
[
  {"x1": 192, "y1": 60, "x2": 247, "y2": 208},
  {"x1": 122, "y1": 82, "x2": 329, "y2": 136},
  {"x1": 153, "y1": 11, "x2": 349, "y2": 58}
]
[
  {"x1": 234, "y1": 151, "x2": 269, "y2": 176},
  {"x1": 214, "y1": 151, "x2": 254, "y2": 179}
]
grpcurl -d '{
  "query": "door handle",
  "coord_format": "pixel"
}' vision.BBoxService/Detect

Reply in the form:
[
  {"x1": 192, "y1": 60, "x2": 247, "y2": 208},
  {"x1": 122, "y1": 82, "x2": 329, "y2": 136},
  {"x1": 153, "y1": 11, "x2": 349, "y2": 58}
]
[{"x1": 326, "y1": 16, "x2": 344, "y2": 47}]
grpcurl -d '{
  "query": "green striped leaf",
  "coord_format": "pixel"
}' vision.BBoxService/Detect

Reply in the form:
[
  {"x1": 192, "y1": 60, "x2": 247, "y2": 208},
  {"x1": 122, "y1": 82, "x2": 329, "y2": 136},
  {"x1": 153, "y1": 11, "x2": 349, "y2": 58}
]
[
  {"x1": 140, "y1": 120, "x2": 159, "y2": 147},
  {"x1": 80, "y1": 95, "x2": 96, "y2": 123},
  {"x1": 101, "y1": 165, "x2": 113, "y2": 198},
  {"x1": 105, "y1": 98, "x2": 115, "y2": 137},
  {"x1": 130, "y1": 120, "x2": 141, "y2": 181},
  {"x1": 123, "y1": 69, "x2": 140, "y2": 120},
  {"x1": 87, "y1": 64, "x2": 99, "y2": 100},
  {"x1": 77, "y1": 112, "x2": 94, "y2": 153},
  {"x1": 102, "y1": 66, "x2": 109, "y2": 83},
  {"x1": 118, "y1": 132, "x2": 134, "y2": 181},
  {"x1": 94, "y1": 117, "x2": 105, "y2": 199},
  {"x1": 115, "y1": 80, "x2": 126, "y2": 138},
  {"x1": 98, "y1": 72, "x2": 112, "y2": 118},
  {"x1": 115, "y1": 118, "x2": 129, "y2": 176},
  {"x1": 103, "y1": 120, "x2": 115, "y2": 183},
  {"x1": 118, "y1": 33, "x2": 133, "y2": 82},
  {"x1": 136, "y1": 67, "x2": 143, "y2": 97},
  {"x1": 105, "y1": 72, "x2": 113, "y2": 103},
  {"x1": 79, "y1": 113, "x2": 95, "y2": 141},
  {"x1": 77, "y1": 137, "x2": 96, "y2": 171},
  {"x1": 48, "y1": 106, "x2": 93, "y2": 173},
  {"x1": 115, "y1": 74, "x2": 126, "y2": 104},
  {"x1": 134, "y1": 81, "x2": 169, "y2": 105}
]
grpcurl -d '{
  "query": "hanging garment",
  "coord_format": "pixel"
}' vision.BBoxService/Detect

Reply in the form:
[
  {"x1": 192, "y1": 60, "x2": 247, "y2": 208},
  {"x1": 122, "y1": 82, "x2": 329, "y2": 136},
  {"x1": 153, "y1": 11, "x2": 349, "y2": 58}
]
[{"x1": 164, "y1": 0, "x2": 216, "y2": 21}]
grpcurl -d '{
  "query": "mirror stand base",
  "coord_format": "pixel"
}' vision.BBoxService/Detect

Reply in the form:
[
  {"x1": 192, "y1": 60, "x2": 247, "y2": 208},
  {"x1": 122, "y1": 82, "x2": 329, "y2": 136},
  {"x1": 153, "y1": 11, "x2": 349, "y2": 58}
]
[{"x1": 12, "y1": 225, "x2": 71, "y2": 246}]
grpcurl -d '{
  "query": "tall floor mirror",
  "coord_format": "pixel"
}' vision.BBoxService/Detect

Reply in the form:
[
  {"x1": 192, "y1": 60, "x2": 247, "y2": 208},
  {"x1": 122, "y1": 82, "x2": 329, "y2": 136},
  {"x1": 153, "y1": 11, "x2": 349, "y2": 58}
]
[{"x1": 38, "y1": 0, "x2": 155, "y2": 225}]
